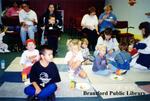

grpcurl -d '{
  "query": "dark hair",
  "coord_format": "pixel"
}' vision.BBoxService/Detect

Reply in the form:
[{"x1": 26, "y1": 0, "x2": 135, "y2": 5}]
[
  {"x1": 88, "y1": 7, "x2": 96, "y2": 14},
  {"x1": 46, "y1": 3, "x2": 57, "y2": 14},
  {"x1": 101, "y1": 28, "x2": 113, "y2": 39},
  {"x1": 119, "y1": 41, "x2": 128, "y2": 51},
  {"x1": 21, "y1": 1, "x2": 30, "y2": 6},
  {"x1": 39, "y1": 45, "x2": 53, "y2": 55},
  {"x1": 49, "y1": 15, "x2": 56, "y2": 19},
  {"x1": 139, "y1": 22, "x2": 150, "y2": 38},
  {"x1": 104, "y1": 27, "x2": 113, "y2": 35}
]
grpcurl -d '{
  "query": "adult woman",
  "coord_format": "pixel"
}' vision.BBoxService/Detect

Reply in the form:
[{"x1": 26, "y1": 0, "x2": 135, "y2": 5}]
[
  {"x1": 42, "y1": 3, "x2": 62, "y2": 26},
  {"x1": 40, "y1": 3, "x2": 62, "y2": 45},
  {"x1": 81, "y1": 6, "x2": 99, "y2": 51},
  {"x1": 134, "y1": 22, "x2": 150, "y2": 70},
  {"x1": 98, "y1": 4, "x2": 117, "y2": 33},
  {"x1": 19, "y1": 1, "x2": 38, "y2": 46}
]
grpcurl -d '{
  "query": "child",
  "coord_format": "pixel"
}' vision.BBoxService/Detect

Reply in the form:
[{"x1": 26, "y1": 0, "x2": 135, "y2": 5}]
[
  {"x1": 24, "y1": 48, "x2": 61, "y2": 101},
  {"x1": 44, "y1": 16, "x2": 61, "y2": 56},
  {"x1": 128, "y1": 38, "x2": 138, "y2": 56},
  {"x1": 20, "y1": 39, "x2": 39, "y2": 82},
  {"x1": 0, "y1": 26, "x2": 10, "y2": 53},
  {"x1": 81, "y1": 38, "x2": 94, "y2": 65},
  {"x1": 64, "y1": 39, "x2": 87, "y2": 87},
  {"x1": 95, "y1": 28, "x2": 119, "y2": 61},
  {"x1": 133, "y1": 22, "x2": 150, "y2": 70},
  {"x1": 108, "y1": 42, "x2": 132, "y2": 74},
  {"x1": 92, "y1": 44, "x2": 110, "y2": 76}
]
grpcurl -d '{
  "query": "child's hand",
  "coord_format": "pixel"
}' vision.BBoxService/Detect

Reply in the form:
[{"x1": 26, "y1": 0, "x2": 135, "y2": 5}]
[
  {"x1": 44, "y1": 37, "x2": 47, "y2": 41},
  {"x1": 41, "y1": 26, "x2": 45, "y2": 30},
  {"x1": 128, "y1": 44, "x2": 134, "y2": 52},
  {"x1": 35, "y1": 87, "x2": 41, "y2": 95},
  {"x1": 56, "y1": 86, "x2": 61, "y2": 92},
  {"x1": 108, "y1": 49, "x2": 114, "y2": 55}
]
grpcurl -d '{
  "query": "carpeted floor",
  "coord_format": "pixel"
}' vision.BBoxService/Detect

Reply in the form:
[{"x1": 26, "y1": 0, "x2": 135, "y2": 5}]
[
  {"x1": 0, "y1": 33, "x2": 150, "y2": 101},
  {"x1": 0, "y1": 57, "x2": 150, "y2": 101}
]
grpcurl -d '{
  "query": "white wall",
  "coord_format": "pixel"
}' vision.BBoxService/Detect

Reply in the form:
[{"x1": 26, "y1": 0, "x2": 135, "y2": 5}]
[{"x1": 105, "y1": 0, "x2": 150, "y2": 35}]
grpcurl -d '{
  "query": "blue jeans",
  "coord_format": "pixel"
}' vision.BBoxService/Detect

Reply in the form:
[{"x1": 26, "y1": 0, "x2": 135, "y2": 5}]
[
  {"x1": 24, "y1": 83, "x2": 57, "y2": 99},
  {"x1": 41, "y1": 30, "x2": 45, "y2": 45},
  {"x1": 20, "y1": 26, "x2": 37, "y2": 45}
]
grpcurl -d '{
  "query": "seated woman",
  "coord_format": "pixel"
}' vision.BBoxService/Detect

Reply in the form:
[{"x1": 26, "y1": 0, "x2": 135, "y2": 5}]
[
  {"x1": 95, "y1": 28, "x2": 119, "y2": 62},
  {"x1": 81, "y1": 6, "x2": 99, "y2": 51},
  {"x1": 40, "y1": 3, "x2": 62, "y2": 45},
  {"x1": 19, "y1": 1, "x2": 38, "y2": 46},
  {"x1": 98, "y1": 4, "x2": 117, "y2": 33},
  {"x1": 133, "y1": 22, "x2": 150, "y2": 70},
  {"x1": 5, "y1": 1, "x2": 21, "y2": 17}
]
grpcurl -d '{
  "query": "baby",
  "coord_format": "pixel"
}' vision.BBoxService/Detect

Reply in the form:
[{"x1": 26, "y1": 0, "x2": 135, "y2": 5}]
[{"x1": 0, "y1": 26, "x2": 10, "y2": 53}]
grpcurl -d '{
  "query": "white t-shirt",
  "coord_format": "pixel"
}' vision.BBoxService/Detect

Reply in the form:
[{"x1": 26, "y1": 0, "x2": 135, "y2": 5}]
[
  {"x1": 0, "y1": 32, "x2": 5, "y2": 44},
  {"x1": 64, "y1": 51, "x2": 84, "y2": 65},
  {"x1": 138, "y1": 36, "x2": 150, "y2": 54},
  {"x1": 81, "y1": 48, "x2": 90, "y2": 59},
  {"x1": 19, "y1": 9, "x2": 38, "y2": 26},
  {"x1": 81, "y1": 14, "x2": 98, "y2": 30},
  {"x1": 20, "y1": 49, "x2": 39, "y2": 67},
  {"x1": 96, "y1": 36, "x2": 119, "y2": 51}
]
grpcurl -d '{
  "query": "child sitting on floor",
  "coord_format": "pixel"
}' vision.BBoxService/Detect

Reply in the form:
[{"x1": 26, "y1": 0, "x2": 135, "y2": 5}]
[
  {"x1": 128, "y1": 37, "x2": 138, "y2": 56},
  {"x1": 81, "y1": 38, "x2": 94, "y2": 65},
  {"x1": 92, "y1": 44, "x2": 110, "y2": 76},
  {"x1": 95, "y1": 28, "x2": 119, "y2": 61},
  {"x1": 65, "y1": 39, "x2": 87, "y2": 88},
  {"x1": 108, "y1": 42, "x2": 132, "y2": 75},
  {"x1": 20, "y1": 39, "x2": 39, "y2": 83},
  {"x1": 24, "y1": 47, "x2": 61, "y2": 101},
  {"x1": 0, "y1": 26, "x2": 10, "y2": 53}
]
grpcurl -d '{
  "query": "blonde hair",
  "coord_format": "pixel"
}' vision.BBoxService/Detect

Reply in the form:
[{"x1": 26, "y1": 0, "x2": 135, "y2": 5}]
[
  {"x1": 66, "y1": 39, "x2": 81, "y2": 51},
  {"x1": 104, "y1": 4, "x2": 112, "y2": 11},
  {"x1": 97, "y1": 44, "x2": 106, "y2": 51},
  {"x1": 81, "y1": 38, "x2": 89, "y2": 45}
]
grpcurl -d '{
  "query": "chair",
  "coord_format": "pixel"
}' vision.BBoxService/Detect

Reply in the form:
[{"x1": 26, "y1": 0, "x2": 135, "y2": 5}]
[
  {"x1": 68, "y1": 17, "x2": 82, "y2": 38},
  {"x1": 115, "y1": 21, "x2": 134, "y2": 44},
  {"x1": 1, "y1": 16, "x2": 21, "y2": 51}
]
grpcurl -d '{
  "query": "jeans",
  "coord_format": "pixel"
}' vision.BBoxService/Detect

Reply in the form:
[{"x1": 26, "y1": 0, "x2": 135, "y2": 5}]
[
  {"x1": 41, "y1": 30, "x2": 45, "y2": 45},
  {"x1": 20, "y1": 26, "x2": 37, "y2": 45},
  {"x1": 24, "y1": 83, "x2": 57, "y2": 99}
]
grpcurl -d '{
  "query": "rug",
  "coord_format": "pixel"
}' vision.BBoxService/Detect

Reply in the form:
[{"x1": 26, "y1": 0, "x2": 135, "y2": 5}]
[{"x1": 1, "y1": 57, "x2": 150, "y2": 100}]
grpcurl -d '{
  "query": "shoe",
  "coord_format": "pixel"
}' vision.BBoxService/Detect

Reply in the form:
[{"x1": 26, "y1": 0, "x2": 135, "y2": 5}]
[
  {"x1": 47, "y1": 93, "x2": 56, "y2": 101},
  {"x1": 0, "y1": 49, "x2": 4, "y2": 53},
  {"x1": 24, "y1": 78, "x2": 31, "y2": 86},
  {"x1": 4, "y1": 49, "x2": 10, "y2": 53},
  {"x1": 27, "y1": 95, "x2": 39, "y2": 101}
]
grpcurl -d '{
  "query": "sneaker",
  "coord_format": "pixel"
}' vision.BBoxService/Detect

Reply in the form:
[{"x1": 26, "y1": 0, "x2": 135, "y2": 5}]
[
  {"x1": 0, "y1": 49, "x2": 4, "y2": 53},
  {"x1": 47, "y1": 93, "x2": 56, "y2": 101},
  {"x1": 27, "y1": 95, "x2": 39, "y2": 101},
  {"x1": 4, "y1": 49, "x2": 10, "y2": 53},
  {"x1": 24, "y1": 78, "x2": 31, "y2": 86}
]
